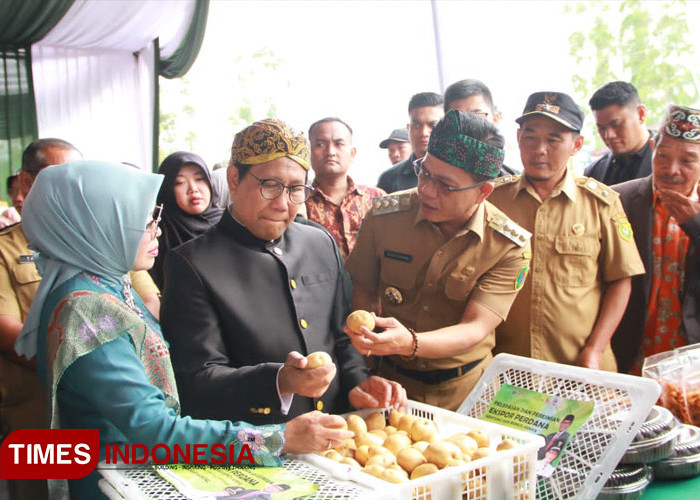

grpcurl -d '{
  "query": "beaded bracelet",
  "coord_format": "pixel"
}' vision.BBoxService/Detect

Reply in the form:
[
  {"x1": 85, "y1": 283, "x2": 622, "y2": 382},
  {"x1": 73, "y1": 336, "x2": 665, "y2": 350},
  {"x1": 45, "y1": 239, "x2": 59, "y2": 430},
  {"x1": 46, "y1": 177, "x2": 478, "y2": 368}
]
[{"x1": 407, "y1": 328, "x2": 419, "y2": 360}]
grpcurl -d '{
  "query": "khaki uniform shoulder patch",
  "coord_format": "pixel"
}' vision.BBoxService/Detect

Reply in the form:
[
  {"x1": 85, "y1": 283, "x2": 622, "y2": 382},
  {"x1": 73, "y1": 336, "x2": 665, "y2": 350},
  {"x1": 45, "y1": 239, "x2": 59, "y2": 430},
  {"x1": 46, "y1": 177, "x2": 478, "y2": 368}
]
[
  {"x1": 493, "y1": 174, "x2": 520, "y2": 188},
  {"x1": 0, "y1": 222, "x2": 20, "y2": 235},
  {"x1": 372, "y1": 193, "x2": 412, "y2": 216},
  {"x1": 487, "y1": 213, "x2": 532, "y2": 247},
  {"x1": 576, "y1": 177, "x2": 616, "y2": 205}
]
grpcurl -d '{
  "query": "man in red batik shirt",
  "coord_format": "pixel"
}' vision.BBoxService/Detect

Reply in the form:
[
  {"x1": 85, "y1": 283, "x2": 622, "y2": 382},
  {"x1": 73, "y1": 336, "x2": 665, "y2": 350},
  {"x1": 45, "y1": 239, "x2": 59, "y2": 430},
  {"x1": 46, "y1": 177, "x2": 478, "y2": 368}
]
[{"x1": 305, "y1": 117, "x2": 385, "y2": 259}]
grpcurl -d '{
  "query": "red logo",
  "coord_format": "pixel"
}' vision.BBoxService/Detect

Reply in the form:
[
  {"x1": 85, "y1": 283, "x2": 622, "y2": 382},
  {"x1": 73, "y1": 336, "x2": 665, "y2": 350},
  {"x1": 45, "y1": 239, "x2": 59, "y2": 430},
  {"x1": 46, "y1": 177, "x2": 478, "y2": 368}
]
[{"x1": 0, "y1": 429, "x2": 99, "y2": 479}]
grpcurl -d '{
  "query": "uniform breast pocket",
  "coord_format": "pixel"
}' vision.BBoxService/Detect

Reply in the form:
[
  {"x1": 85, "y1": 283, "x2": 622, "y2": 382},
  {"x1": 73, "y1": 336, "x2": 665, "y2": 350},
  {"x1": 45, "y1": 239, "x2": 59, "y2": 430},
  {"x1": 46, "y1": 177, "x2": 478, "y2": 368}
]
[
  {"x1": 11, "y1": 263, "x2": 42, "y2": 285},
  {"x1": 552, "y1": 235, "x2": 600, "y2": 287},
  {"x1": 379, "y1": 257, "x2": 416, "y2": 303},
  {"x1": 444, "y1": 274, "x2": 476, "y2": 302}
]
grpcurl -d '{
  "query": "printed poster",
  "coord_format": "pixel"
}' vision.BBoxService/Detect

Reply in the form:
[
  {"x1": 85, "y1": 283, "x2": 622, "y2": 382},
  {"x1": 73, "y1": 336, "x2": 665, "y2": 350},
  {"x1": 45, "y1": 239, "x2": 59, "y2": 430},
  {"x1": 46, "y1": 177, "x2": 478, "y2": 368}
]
[
  {"x1": 156, "y1": 465, "x2": 318, "y2": 499},
  {"x1": 482, "y1": 384, "x2": 595, "y2": 478}
]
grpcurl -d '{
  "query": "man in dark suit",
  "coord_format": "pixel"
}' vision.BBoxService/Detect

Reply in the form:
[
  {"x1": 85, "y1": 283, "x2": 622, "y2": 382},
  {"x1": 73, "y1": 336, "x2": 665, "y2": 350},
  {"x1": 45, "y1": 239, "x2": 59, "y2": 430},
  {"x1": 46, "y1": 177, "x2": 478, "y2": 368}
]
[
  {"x1": 377, "y1": 92, "x2": 444, "y2": 193},
  {"x1": 612, "y1": 104, "x2": 700, "y2": 373},
  {"x1": 585, "y1": 81, "x2": 653, "y2": 185},
  {"x1": 161, "y1": 119, "x2": 405, "y2": 426},
  {"x1": 443, "y1": 78, "x2": 519, "y2": 177},
  {"x1": 538, "y1": 414, "x2": 574, "y2": 460}
]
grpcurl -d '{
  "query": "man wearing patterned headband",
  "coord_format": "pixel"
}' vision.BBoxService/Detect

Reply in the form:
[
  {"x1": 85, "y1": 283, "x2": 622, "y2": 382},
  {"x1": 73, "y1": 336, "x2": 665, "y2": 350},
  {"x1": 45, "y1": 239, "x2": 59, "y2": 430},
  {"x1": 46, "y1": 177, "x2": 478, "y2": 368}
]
[
  {"x1": 162, "y1": 119, "x2": 406, "y2": 426},
  {"x1": 345, "y1": 110, "x2": 531, "y2": 410},
  {"x1": 612, "y1": 104, "x2": 700, "y2": 373},
  {"x1": 488, "y1": 91, "x2": 645, "y2": 372}
]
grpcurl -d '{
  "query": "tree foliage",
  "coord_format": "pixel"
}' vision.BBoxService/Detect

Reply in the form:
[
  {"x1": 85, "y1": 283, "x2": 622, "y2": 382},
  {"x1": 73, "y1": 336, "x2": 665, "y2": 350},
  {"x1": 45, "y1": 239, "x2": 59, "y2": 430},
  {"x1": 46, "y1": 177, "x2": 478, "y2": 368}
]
[
  {"x1": 227, "y1": 47, "x2": 285, "y2": 130},
  {"x1": 566, "y1": 0, "x2": 698, "y2": 145},
  {"x1": 158, "y1": 47, "x2": 287, "y2": 165}
]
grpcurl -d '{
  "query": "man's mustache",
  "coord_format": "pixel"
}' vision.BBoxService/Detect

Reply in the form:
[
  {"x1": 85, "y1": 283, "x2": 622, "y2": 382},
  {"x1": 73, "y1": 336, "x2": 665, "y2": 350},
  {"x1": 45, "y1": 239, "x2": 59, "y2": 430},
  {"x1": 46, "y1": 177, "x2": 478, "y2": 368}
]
[{"x1": 656, "y1": 175, "x2": 686, "y2": 185}]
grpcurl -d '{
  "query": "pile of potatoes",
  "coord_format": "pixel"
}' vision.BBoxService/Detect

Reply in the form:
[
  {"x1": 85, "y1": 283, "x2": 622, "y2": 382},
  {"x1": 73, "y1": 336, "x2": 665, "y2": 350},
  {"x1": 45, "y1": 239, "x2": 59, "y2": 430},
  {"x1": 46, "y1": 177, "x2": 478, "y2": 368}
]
[{"x1": 318, "y1": 408, "x2": 517, "y2": 485}]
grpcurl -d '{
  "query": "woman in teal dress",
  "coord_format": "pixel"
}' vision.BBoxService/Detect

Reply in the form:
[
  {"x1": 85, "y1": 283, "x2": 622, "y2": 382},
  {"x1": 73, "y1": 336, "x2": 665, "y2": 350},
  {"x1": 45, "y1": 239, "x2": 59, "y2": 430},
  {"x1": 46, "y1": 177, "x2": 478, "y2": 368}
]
[{"x1": 15, "y1": 160, "x2": 351, "y2": 499}]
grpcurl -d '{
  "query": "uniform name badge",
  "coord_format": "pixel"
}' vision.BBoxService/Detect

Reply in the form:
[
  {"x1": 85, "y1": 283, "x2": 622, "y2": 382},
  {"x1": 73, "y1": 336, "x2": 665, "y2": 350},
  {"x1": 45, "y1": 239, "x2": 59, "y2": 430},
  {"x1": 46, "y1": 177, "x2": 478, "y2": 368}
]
[
  {"x1": 384, "y1": 286, "x2": 403, "y2": 305},
  {"x1": 18, "y1": 254, "x2": 35, "y2": 264}
]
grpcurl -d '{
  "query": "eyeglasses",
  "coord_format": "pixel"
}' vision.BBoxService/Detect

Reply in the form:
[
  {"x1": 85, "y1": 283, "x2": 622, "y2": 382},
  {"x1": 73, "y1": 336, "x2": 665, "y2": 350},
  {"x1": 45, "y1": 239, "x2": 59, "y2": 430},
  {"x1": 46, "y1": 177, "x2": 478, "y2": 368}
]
[
  {"x1": 248, "y1": 172, "x2": 314, "y2": 204},
  {"x1": 146, "y1": 204, "x2": 163, "y2": 240},
  {"x1": 413, "y1": 159, "x2": 487, "y2": 194}
]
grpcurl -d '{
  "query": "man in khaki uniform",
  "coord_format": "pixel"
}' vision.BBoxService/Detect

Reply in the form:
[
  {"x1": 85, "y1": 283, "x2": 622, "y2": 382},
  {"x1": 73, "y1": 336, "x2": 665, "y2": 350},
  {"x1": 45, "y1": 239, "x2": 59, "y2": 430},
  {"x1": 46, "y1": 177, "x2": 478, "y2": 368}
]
[
  {"x1": 0, "y1": 139, "x2": 160, "y2": 500},
  {"x1": 345, "y1": 110, "x2": 531, "y2": 410},
  {"x1": 488, "y1": 92, "x2": 645, "y2": 371}
]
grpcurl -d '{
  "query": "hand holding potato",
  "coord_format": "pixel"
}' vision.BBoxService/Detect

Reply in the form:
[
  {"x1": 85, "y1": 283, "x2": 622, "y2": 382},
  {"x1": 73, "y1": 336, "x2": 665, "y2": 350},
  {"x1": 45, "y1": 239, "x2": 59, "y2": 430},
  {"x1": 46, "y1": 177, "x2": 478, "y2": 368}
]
[
  {"x1": 278, "y1": 351, "x2": 336, "y2": 398},
  {"x1": 306, "y1": 351, "x2": 332, "y2": 369},
  {"x1": 347, "y1": 310, "x2": 375, "y2": 334},
  {"x1": 344, "y1": 315, "x2": 415, "y2": 357},
  {"x1": 282, "y1": 411, "x2": 353, "y2": 454}
]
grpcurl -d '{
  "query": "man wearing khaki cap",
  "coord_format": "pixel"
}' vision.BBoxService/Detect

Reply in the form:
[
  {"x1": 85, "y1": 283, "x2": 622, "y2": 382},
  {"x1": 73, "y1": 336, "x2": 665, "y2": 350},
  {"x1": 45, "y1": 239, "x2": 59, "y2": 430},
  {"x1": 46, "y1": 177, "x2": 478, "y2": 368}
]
[
  {"x1": 612, "y1": 104, "x2": 700, "y2": 373},
  {"x1": 489, "y1": 92, "x2": 645, "y2": 371}
]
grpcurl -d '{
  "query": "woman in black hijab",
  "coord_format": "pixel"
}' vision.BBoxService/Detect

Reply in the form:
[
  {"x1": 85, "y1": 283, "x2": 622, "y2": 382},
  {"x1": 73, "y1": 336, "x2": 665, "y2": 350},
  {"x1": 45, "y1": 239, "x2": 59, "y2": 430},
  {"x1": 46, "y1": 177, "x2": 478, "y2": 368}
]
[{"x1": 150, "y1": 152, "x2": 223, "y2": 288}]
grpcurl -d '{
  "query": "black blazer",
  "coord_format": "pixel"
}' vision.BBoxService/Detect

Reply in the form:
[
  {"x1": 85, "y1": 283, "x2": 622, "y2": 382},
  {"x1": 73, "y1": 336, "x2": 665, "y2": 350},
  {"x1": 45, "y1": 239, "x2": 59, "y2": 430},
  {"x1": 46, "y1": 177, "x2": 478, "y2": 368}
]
[
  {"x1": 160, "y1": 210, "x2": 369, "y2": 424},
  {"x1": 612, "y1": 176, "x2": 700, "y2": 372}
]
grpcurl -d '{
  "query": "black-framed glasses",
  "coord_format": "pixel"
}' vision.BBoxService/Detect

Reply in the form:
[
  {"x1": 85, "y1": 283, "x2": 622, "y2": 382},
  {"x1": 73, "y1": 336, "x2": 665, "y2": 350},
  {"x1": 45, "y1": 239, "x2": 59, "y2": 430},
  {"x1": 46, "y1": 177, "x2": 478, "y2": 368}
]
[
  {"x1": 248, "y1": 172, "x2": 314, "y2": 204},
  {"x1": 413, "y1": 158, "x2": 487, "y2": 194},
  {"x1": 146, "y1": 204, "x2": 163, "y2": 240}
]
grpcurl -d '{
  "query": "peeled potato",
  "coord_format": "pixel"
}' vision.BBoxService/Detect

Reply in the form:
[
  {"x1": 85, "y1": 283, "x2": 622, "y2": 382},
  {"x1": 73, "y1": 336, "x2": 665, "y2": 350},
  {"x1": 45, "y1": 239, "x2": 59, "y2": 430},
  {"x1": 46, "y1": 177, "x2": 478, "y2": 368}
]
[
  {"x1": 347, "y1": 310, "x2": 375, "y2": 334},
  {"x1": 306, "y1": 351, "x2": 332, "y2": 369}
]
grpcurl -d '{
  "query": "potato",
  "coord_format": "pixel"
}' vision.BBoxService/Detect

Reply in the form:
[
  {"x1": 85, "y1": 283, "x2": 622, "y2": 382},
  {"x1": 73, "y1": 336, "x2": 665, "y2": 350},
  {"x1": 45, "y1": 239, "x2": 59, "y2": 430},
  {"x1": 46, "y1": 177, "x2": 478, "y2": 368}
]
[
  {"x1": 388, "y1": 409, "x2": 404, "y2": 428},
  {"x1": 306, "y1": 351, "x2": 332, "y2": 368},
  {"x1": 365, "y1": 411, "x2": 387, "y2": 431},
  {"x1": 497, "y1": 439, "x2": 517, "y2": 451},
  {"x1": 410, "y1": 462, "x2": 439, "y2": 479},
  {"x1": 347, "y1": 310, "x2": 375, "y2": 334},
  {"x1": 320, "y1": 449, "x2": 343, "y2": 461},
  {"x1": 347, "y1": 414, "x2": 368, "y2": 436}
]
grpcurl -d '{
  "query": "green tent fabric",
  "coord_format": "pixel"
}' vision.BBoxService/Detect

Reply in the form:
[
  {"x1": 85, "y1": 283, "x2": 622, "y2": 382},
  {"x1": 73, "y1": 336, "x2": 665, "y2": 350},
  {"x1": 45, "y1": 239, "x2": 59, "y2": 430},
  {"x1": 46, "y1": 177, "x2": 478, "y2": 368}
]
[
  {"x1": 159, "y1": 0, "x2": 210, "y2": 79},
  {"x1": 0, "y1": 0, "x2": 74, "y2": 48},
  {"x1": 0, "y1": 0, "x2": 73, "y2": 199},
  {"x1": 154, "y1": 0, "x2": 210, "y2": 167},
  {"x1": 1, "y1": 0, "x2": 209, "y2": 187}
]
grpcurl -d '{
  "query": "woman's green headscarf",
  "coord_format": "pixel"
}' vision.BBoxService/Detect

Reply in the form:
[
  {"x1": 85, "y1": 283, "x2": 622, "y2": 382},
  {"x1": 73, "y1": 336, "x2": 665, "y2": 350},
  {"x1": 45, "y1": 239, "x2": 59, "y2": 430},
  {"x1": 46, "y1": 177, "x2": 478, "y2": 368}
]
[{"x1": 15, "y1": 160, "x2": 163, "y2": 358}]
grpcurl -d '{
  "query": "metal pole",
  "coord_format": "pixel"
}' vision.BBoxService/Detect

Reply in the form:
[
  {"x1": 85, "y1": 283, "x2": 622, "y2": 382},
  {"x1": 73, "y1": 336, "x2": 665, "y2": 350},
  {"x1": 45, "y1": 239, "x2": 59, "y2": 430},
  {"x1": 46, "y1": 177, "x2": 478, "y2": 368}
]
[{"x1": 431, "y1": 0, "x2": 445, "y2": 93}]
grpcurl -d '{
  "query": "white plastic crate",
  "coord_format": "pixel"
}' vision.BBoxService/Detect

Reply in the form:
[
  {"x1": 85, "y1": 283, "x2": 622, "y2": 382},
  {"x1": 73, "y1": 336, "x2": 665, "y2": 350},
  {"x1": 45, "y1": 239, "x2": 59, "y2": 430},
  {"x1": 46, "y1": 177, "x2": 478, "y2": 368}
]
[
  {"x1": 299, "y1": 399, "x2": 543, "y2": 500},
  {"x1": 457, "y1": 354, "x2": 661, "y2": 500},
  {"x1": 98, "y1": 398, "x2": 542, "y2": 499}
]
